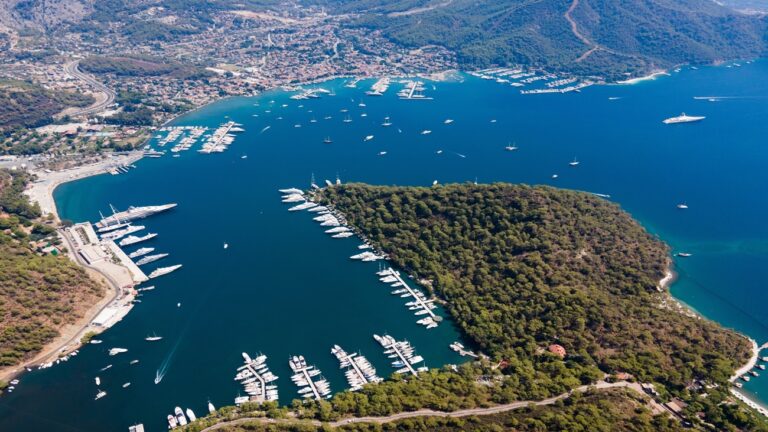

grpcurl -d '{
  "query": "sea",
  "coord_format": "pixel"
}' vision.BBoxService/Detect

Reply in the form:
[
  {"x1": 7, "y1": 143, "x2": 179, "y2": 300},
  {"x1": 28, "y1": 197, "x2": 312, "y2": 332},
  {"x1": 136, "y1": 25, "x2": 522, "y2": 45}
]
[{"x1": 1, "y1": 61, "x2": 768, "y2": 431}]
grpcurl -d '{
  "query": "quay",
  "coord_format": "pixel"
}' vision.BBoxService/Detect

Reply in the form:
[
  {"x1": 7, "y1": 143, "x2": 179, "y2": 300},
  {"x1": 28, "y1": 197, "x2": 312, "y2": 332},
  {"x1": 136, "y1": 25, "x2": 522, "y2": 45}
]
[{"x1": 66, "y1": 222, "x2": 148, "y2": 286}]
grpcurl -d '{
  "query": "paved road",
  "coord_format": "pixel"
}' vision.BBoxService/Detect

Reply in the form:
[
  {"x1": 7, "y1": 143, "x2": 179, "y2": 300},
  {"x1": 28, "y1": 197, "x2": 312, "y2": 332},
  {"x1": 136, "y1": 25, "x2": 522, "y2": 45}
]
[
  {"x1": 200, "y1": 381, "x2": 651, "y2": 431},
  {"x1": 64, "y1": 60, "x2": 116, "y2": 117}
]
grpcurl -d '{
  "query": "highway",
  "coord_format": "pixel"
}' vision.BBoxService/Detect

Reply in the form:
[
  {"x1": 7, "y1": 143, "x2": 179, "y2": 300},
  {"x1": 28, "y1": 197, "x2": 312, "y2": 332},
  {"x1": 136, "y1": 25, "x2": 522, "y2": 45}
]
[{"x1": 63, "y1": 60, "x2": 116, "y2": 117}]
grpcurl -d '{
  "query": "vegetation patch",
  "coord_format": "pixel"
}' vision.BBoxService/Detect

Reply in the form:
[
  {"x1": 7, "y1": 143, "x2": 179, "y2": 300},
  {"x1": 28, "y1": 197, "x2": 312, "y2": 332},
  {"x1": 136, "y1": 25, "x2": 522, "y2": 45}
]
[{"x1": 0, "y1": 170, "x2": 103, "y2": 367}]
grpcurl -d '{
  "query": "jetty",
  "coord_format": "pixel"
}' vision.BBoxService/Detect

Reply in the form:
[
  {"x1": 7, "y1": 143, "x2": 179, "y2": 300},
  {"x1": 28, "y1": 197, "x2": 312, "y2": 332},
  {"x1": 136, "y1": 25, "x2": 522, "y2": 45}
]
[
  {"x1": 373, "y1": 334, "x2": 426, "y2": 377},
  {"x1": 289, "y1": 355, "x2": 331, "y2": 400},
  {"x1": 235, "y1": 352, "x2": 278, "y2": 404},
  {"x1": 377, "y1": 267, "x2": 440, "y2": 327},
  {"x1": 331, "y1": 345, "x2": 381, "y2": 391},
  {"x1": 398, "y1": 80, "x2": 432, "y2": 100}
]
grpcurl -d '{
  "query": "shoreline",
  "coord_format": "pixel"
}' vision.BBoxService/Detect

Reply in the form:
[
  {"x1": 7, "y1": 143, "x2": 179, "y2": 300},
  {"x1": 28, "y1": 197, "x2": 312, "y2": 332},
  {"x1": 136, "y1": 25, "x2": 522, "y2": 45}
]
[
  {"x1": 616, "y1": 70, "x2": 670, "y2": 85},
  {"x1": 1, "y1": 152, "x2": 145, "y2": 385},
  {"x1": 659, "y1": 261, "x2": 767, "y2": 418},
  {"x1": 25, "y1": 151, "x2": 145, "y2": 221}
]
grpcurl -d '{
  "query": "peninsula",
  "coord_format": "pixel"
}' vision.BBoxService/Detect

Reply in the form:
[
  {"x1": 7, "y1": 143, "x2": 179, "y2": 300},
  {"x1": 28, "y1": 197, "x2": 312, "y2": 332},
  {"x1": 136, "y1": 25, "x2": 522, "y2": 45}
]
[{"x1": 187, "y1": 183, "x2": 766, "y2": 431}]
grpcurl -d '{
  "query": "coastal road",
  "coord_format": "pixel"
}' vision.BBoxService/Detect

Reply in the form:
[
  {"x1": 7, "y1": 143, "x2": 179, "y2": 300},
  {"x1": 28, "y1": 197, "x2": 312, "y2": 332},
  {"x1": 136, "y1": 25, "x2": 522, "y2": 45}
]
[
  {"x1": 200, "y1": 380, "x2": 664, "y2": 431},
  {"x1": 63, "y1": 60, "x2": 116, "y2": 117}
]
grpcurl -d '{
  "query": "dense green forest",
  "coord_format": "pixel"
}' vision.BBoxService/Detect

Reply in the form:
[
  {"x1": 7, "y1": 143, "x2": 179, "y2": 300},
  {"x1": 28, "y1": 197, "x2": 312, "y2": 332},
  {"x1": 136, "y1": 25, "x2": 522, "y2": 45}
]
[
  {"x1": 192, "y1": 183, "x2": 765, "y2": 431},
  {"x1": 0, "y1": 80, "x2": 94, "y2": 132},
  {"x1": 0, "y1": 170, "x2": 103, "y2": 368},
  {"x1": 318, "y1": 184, "x2": 749, "y2": 389}
]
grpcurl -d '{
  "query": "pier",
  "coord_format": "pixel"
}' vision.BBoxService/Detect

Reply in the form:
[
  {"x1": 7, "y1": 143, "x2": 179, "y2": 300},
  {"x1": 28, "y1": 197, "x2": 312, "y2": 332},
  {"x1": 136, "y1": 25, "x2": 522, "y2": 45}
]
[
  {"x1": 234, "y1": 353, "x2": 278, "y2": 404},
  {"x1": 332, "y1": 345, "x2": 381, "y2": 390},
  {"x1": 374, "y1": 335, "x2": 420, "y2": 377},
  {"x1": 289, "y1": 356, "x2": 330, "y2": 400},
  {"x1": 378, "y1": 267, "x2": 439, "y2": 326}
]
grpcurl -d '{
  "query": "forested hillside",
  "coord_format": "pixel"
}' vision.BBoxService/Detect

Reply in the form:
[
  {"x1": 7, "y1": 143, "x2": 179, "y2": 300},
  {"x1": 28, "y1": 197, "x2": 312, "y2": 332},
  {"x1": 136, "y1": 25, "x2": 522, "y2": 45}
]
[
  {"x1": 0, "y1": 80, "x2": 93, "y2": 132},
  {"x1": 0, "y1": 170, "x2": 103, "y2": 369},
  {"x1": 319, "y1": 184, "x2": 750, "y2": 390},
  {"x1": 328, "y1": 0, "x2": 768, "y2": 77}
]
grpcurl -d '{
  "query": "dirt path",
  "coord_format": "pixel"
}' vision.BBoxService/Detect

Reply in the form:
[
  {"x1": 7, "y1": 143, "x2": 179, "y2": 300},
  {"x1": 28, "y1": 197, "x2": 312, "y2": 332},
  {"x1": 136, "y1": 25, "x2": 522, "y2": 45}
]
[
  {"x1": 200, "y1": 380, "x2": 662, "y2": 431},
  {"x1": 564, "y1": 0, "x2": 599, "y2": 63}
]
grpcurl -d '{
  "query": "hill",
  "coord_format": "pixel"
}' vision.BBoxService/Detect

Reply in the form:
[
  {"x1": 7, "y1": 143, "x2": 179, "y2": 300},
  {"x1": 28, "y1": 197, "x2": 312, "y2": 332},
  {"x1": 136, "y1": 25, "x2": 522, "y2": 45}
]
[
  {"x1": 0, "y1": 80, "x2": 94, "y2": 132},
  {"x1": 319, "y1": 184, "x2": 749, "y2": 389},
  {"x1": 326, "y1": 0, "x2": 768, "y2": 77},
  {"x1": 0, "y1": 170, "x2": 104, "y2": 371}
]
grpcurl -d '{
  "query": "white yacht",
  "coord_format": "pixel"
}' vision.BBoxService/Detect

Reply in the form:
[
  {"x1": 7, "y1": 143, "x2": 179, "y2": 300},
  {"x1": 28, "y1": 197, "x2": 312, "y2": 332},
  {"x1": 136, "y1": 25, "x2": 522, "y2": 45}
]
[{"x1": 663, "y1": 113, "x2": 705, "y2": 124}]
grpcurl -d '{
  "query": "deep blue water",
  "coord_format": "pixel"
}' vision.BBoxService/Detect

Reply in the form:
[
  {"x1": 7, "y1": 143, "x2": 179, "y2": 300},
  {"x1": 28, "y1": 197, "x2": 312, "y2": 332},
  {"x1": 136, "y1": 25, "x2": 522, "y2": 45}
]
[{"x1": 2, "y1": 62, "x2": 768, "y2": 431}]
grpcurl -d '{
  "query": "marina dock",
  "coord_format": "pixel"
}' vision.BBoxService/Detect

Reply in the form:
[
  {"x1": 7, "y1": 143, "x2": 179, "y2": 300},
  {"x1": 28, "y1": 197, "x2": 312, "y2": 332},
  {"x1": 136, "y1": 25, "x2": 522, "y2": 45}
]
[
  {"x1": 289, "y1": 355, "x2": 331, "y2": 400},
  {"x1": 378, "y1": 267, "x2": 440, "y2": 328},
  {"x1": 331, "y1": 345, "x2": 381, "y2": 391},
  {"x1": 234, "y1": 352, "x2": 278, "y2": 404},
  {"x1": 373, "y1": 334, "x2": 426, "y2": 377}
]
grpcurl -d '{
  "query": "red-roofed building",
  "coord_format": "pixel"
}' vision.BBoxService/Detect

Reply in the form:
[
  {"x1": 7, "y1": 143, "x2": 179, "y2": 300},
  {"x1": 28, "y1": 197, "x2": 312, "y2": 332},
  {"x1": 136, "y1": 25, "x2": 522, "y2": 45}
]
[{"x1": 548, "y1": 344, "x2": 566, "y2": 358}]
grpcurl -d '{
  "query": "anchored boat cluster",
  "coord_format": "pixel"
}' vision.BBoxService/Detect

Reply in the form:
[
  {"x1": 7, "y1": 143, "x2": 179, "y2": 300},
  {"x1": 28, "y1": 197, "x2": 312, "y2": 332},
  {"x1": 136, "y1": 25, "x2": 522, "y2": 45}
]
[
  {"x1": 290, "y1": 355, "x2": 332, "y2": 400},
  {"x1": 144, "y1": 121, "x2": 244, "y2": 158},
  {"x1": 378, "y1": 267, "x2": 441, "y2": 329},
  {"x1": 234, "y1": 353, "x2": 279, "y2": 404},
  {"x1": 332, "y1": 345, "x2": 382, "y2": 391},
  {"x1": 96, "y1": 204, "x2": 182, "y2": 280},
  {"x1": 374, "y1": 334, "x2": 428, "y2": 376}
]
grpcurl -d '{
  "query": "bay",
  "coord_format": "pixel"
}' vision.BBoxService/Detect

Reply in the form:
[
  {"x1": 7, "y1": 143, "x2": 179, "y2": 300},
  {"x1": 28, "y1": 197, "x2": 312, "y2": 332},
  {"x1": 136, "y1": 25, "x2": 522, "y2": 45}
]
[{"x1": 2, "y1": 60, "x2": 768, "y2": 430}]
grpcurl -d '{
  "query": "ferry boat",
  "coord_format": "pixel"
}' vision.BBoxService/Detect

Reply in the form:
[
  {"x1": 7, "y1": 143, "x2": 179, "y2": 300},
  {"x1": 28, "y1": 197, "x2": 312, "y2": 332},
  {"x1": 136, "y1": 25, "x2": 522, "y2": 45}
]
[
  {"x1": 663, "y1": 113, "x2": 705, "y2": 124},
  {"x1": 149, "y1": 264, "x2": 182, "y2": 279}
]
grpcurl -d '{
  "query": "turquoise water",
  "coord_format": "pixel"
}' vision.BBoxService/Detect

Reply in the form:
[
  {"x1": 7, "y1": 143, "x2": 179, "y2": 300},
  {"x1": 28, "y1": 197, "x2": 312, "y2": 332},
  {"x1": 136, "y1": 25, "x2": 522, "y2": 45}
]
[{"x1": 2, "y1": 62, "x2": 768, "y2": 430}]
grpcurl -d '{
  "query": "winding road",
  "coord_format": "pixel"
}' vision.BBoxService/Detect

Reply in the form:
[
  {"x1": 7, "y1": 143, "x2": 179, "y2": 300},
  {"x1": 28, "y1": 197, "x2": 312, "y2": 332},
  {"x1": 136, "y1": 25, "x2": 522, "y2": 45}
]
[
  {"x1": 200, "y1": 380, "x2": 667, "y2": 431},
  {"x1": 564, "y1": 0, "x2": 599, "y2": 63},
  {"x1": 63, "y1": 60, "x2": 116, "y2": 117}
]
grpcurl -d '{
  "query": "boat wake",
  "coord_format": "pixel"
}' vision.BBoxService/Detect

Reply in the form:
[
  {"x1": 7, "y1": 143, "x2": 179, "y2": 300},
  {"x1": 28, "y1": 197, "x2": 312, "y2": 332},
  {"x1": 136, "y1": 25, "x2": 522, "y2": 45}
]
[{"x1": 260, "y1": 126, "x2": 271, "y2": 134}]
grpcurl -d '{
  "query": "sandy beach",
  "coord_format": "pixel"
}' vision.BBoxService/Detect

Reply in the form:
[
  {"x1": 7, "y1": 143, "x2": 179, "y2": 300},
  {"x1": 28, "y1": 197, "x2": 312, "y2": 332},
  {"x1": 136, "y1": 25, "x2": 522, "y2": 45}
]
[
  {"x1": 25, "y1": 151, "x2": 144, "y2": 221},
  {"x1": 616, "y1": 70, "x2": 670, "y2": 85}
]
